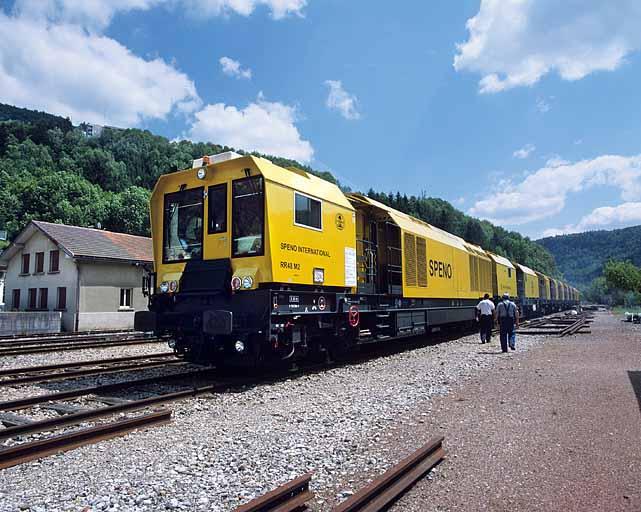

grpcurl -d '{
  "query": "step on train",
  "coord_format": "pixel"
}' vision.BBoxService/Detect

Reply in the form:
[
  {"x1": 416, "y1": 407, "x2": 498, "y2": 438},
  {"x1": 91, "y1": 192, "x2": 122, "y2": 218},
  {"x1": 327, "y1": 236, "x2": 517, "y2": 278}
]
[{"x1": 134, "y1": 152, "x2": 579, "y2": 365}]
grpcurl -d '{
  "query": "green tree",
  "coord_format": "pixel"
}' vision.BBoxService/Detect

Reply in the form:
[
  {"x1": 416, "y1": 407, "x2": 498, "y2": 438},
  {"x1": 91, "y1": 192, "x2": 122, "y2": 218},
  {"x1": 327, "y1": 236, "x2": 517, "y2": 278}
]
[{"x1": 603, "y1": 260, "x2": 641, "y2": 292}]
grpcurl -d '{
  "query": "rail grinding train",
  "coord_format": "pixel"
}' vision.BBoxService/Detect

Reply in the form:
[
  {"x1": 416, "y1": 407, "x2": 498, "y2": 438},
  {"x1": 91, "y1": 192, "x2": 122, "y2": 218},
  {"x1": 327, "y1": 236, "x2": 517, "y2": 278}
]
[{"x1": 135, "y1": 152, "x2": 580, "y2": 365}]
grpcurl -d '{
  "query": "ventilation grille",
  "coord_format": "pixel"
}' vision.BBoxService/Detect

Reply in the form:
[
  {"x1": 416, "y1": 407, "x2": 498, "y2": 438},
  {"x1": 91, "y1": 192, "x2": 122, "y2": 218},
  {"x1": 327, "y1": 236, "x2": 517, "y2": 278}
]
[
  {"x1": 469, "y1": 254, "x2": 479, "y2": 291},
  {"x1": 417, "y1": 237, "x2": 427, "y2": 287},
  {"x1": 404, "y1": 233, "x2": 417, "y2": 287},
  {"x1": 479, "y1": 258, "x2": 492, "y2": 291}
]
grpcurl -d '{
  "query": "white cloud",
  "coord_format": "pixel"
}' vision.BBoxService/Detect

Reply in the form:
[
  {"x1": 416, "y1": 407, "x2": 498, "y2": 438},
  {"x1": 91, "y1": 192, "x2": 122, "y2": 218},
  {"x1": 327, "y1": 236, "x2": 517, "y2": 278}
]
[
  {"x1": 12, "y1": 0, "x2": 306, "y2": 29},
  {"x1": 219, "y1": 56, "x2": 252, "y2": 79},
  {"x1": 324, "y1": 80, "x2": 361, "y2": 120},
  {"x1": 186, "y1": 94, "x2": 314, "y2": 162},
  {"x1": 179, "y1": 0, "x2": 306, "y2": 19},
  {"x1": 469, "y1": 154, "x2": 641, "y2": 226},
  {"x1": 536, "y1": 97, "x2": 550, "y2": 113},
  {"x1": 513, "y1": 143, "x2": 535, "y2": 159},
  {"x1": 454, "y1": 0, "x2": 641, "y2": 93},
  {"x1": 542, "y1": 202, "x2": 641, "y2": 236},
  {"x1": 0, "y1": 12, "x2": 200, "y2": 127}
]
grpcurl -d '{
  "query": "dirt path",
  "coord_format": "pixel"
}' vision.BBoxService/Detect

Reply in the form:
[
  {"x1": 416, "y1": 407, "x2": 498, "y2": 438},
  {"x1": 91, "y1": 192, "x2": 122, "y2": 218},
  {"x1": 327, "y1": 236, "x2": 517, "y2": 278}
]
[{"x1": 392, "y1": 312, "x2": 641, "y2": 511}]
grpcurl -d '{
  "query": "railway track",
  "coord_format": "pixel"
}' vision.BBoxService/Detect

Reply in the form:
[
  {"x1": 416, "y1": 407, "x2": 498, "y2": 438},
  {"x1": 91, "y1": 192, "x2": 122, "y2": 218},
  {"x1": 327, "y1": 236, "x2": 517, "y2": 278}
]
[
  {"x1": 0, "y1": 368, "x2": 220, "y2": 469},
  {"x1": 233, "y1": 437, "x2": 445, "y2": 511},
  {"x1": 518, "y1": 312, "x2": 593, "y2": 336},
  {"x1": 0, "y1": 352, "x2": 182, "y2": 386},
  {"x1": 0, "y1": 335, "x2": 163, "y2": 356}
]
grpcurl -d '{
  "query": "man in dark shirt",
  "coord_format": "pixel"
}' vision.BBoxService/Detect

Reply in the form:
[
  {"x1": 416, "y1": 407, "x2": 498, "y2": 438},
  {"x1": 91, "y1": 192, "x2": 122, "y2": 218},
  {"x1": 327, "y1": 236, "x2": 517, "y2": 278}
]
[{"x1": 496, "y1": 292, "x2": 519, "y2": 353}]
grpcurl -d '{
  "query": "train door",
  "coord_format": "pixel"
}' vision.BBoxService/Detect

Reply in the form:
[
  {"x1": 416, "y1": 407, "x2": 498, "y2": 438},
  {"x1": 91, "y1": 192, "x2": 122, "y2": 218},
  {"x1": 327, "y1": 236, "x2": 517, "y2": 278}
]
[
  {"x1": 204, "y1": 182, "x2": 230, "y2": 260},
  {"x1": 355, "y1": 210, "x2": 378, "y2": 294},
  {"x1": 377, "y1": 221, "x2": 402, "y2": 295}
]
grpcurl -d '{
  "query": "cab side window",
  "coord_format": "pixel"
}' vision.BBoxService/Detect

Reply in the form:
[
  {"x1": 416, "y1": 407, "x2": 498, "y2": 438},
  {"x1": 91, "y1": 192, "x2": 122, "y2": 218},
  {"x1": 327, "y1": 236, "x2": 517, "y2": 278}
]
[
  {"x1": 294, "y1": 192, "x2": 322, "y2": 230},
  {"x1": 208, "y1": 184, "x2": 227, "y2": 234}
]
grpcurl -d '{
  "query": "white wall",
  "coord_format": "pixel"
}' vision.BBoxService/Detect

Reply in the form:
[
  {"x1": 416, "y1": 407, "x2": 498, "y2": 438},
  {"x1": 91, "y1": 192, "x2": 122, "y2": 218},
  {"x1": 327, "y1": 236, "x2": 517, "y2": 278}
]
[
  {"x1": 78, "y1": 261, "x2": 147, "y2": 331},
  {"x1": 3, "y1": 230, "x2": 78, "y2": 331}
]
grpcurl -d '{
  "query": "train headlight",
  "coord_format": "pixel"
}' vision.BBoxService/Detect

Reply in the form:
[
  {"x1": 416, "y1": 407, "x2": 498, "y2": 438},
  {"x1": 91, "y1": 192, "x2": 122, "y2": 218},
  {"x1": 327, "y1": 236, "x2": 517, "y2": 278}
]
[
  {"x1": 159, "y1": 281, "x2": 169, "y2": 293},
  {"x1": 242, "y1": 276, "x2": 253, "y2": 289},
  {"x1": 168, "y1": 338, "x2": 176, "y2": 348},
  {"x1": 168, "y1": 280, "x2": 178, "y2": 292},
  {"x1": 196, "y1": 167, "x2": 206, "y2": 180},
  {"x1": 234, "y1": 340, "x2": 245, "y2": 353},
  {"x1": 231, "y1": 276, "x2": 242, "y2": 290}
]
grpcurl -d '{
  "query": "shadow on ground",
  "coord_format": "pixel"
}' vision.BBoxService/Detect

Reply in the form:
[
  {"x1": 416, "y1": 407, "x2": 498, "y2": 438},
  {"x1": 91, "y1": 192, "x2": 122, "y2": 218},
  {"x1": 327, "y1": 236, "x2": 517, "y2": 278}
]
[{"x1": 628, "y1": 371, "x2": 641, "y2": 414}]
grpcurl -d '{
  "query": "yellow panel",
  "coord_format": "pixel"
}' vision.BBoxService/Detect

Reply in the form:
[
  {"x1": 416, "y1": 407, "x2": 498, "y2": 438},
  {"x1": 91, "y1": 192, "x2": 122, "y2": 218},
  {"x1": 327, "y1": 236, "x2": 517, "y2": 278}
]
[
  {"x1": 267, "y1": 182, "x2": 356, "y2": 289},
  {"x1": 517, "y1": 263, "x2": 540, "y2": 299},
  {"x1": 488, "y1": 253, "x2": 517, "y2": 298}
]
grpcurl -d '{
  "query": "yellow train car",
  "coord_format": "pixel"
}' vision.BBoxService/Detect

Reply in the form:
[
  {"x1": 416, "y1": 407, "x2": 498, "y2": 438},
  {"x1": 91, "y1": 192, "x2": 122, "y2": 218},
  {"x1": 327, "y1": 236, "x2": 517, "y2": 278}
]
[
  {"x1": 535, "y1": 271, "x2": 551, "y2": 301},
  {"x1": 515, "y1": 264, "x2": 540, "y2": 315},
  {"x1": 487, "y1": 252, "x2": 517, "y2": 299},
  {"x1": 150, "y1": 152, "x2": 356, "y2": 294},
  {"x1": 346, "y1": 194, "x2": 493, "y2": 327}
]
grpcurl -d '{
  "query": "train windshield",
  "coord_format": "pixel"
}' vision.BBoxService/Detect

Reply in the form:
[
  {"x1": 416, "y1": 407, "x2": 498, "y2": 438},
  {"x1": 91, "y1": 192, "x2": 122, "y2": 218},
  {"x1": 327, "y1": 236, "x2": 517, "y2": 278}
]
[
  {"x1": 163, "y1": 187, "x2": 204, "y2": 263},
  {"x1": 232, "y1": 176, "x2": 264, "y2": 257}
]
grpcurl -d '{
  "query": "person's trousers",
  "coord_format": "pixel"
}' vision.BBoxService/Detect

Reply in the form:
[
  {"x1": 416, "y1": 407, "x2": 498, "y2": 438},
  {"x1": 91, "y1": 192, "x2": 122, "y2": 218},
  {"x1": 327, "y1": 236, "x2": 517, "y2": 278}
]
[
  {"x1": 479, "y1": 314, "x2": 493, "y2": 343},
  {"x1": 499, "y1": 318, "x2": 515, "y2": 352}
]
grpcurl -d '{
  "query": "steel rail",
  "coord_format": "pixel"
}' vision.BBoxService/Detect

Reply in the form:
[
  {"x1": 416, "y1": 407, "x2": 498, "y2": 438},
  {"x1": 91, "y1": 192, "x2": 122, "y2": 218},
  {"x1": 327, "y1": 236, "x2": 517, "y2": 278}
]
[
  {"x1": 0, "y1": 358, "x2": 186, "y2": 387},
  {"x1": 0, "y1": 338, "x2": 162, "y2": 356},
  {"x1": 0, "y1": 330, "x2": 140, "y2": 342},
  {"x1": 0, "y1": 409, "x2": 171, "y2": 470},
  {"x1": 0, "y1": 368, "x2": 215, "y2": 411},
  {"x1": 0, "y1": 352, "x2": 177, "y2": 377},
  {"x1": 233, "y1": 473, "x2": 314, "y2": 512},
  {"x1": 332, "y1": 436, "x2": 445, "y2": 512},
  {"x1": 0, "y1": 382, "x2": 224, "y2": 441},
  {"x1": 0, "y1": 333, "x2": 149, "y2": 348}
]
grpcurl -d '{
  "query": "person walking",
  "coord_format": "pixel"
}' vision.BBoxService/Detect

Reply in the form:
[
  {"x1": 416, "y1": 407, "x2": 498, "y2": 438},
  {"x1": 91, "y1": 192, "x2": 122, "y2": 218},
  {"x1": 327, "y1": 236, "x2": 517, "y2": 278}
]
[
  {"x1": 496, "y1": 292, "x2": 519, "y2": 353},
  {"x1": 475, "y1": 293, "x2": 495, "y2": 344}
]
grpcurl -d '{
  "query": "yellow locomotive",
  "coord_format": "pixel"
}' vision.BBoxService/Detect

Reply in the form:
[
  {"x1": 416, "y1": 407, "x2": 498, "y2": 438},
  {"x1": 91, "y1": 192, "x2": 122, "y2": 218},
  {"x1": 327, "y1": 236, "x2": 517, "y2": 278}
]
[{"x1": 135, "y1": 153, "x2": 579, "y2": 364}]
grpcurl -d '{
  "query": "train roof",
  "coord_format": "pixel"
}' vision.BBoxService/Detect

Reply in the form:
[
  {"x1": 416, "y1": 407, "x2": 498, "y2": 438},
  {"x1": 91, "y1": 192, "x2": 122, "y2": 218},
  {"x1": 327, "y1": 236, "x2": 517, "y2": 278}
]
[
  {"x1": 156, "y1": 154, "x2": 353, "y2": 210},
  {"x1": 487, "y1": 252, "x2": 515, "y2": 269},
  {"x1": 348, "y1": 193, "x2": 490, "y2": 258},
  {"x1": 516, "y1": 263, "x2": 537, "y2": 276}
]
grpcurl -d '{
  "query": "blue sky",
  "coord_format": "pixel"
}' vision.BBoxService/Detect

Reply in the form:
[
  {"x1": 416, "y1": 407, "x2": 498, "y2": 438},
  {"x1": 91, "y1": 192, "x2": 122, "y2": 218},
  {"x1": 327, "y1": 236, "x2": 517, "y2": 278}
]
[{"x1": 1, "y1": 0, "x2": 641, "y2": 239}]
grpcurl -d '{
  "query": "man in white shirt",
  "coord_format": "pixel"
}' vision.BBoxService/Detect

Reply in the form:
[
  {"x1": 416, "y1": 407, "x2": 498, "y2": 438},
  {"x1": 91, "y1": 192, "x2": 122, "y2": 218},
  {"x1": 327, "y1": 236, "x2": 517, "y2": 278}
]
[{"x1": 475, "y1": 293, "x2": 495, "y2": 344}]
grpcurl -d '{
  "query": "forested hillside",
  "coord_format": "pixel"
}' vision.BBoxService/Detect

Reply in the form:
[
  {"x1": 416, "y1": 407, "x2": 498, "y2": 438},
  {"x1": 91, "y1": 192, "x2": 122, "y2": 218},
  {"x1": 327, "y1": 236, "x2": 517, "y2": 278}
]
[
  {"x1": 0, "y1": 102, "x2": 557, "y2": 275},
  {"x1": 539, "y1": 226, "x2": 641, "y2": 289}
]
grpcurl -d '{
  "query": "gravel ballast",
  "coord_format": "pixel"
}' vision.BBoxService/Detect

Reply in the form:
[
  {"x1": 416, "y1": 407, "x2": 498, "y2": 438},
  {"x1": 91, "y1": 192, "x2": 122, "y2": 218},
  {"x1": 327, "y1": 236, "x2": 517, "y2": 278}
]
[{"x1": 0, "y1": 313, "x2": 637, "y2": 511}]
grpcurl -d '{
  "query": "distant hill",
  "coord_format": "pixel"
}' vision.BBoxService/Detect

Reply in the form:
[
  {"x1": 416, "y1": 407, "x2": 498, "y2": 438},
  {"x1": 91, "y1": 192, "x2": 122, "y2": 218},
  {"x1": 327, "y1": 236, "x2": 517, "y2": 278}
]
[
  {"x1": 0, "y1": 101, "x2": 558, "y2": 275},
  {"x1": 538, "y1": 225, "x2": 641, "y2": 288}
]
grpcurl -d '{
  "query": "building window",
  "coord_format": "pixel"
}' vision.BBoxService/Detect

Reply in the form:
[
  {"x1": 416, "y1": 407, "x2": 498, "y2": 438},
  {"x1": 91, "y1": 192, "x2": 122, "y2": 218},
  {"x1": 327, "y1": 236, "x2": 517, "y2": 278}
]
[
  {"x1": 294, "y1": 192, "x2": 322, "y2": 230},
  {"x1": 57, "y1": 287, "x2": 67, "y2": 310},
  {"x1": 38, "y1": 288, "x2": 48, "y2": 310},
  {"x1": 35, "y1": 252, "x2": 44, "y2": 273},
  {"x1": 232, "y1": 176, "x2": 264, "y2": 257},
  {"x1": 12, "y1": 289, "x2": 20, "y2": 310},
  {"x1": 120, "y1": 288, "x2": 132, "y2": 309},
  {"x1": 28, "y1": 288, "x2": 37, "y2": 309},
  {"x1": 49, "y1": 250, "x2": 60, "y2": 272},
  {"x1": 208, "y1": 183, "x2": 227, "y2": 234},
  {"x1": 21, "y1": 254, "x2": 30, "y2": 274}
]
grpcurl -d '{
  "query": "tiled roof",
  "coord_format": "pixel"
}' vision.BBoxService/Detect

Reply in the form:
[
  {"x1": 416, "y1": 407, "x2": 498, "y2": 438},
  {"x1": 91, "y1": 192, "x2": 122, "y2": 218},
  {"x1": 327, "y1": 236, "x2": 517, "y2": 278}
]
[{"x1": 33, "y1": 221, "x2": 153, "y2": 263}]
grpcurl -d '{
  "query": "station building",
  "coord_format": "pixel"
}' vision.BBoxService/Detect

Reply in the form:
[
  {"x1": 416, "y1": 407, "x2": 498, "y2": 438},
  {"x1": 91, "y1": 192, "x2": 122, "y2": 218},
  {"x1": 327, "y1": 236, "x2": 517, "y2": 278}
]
[{"x1": 0, "y1": 221, "x2": 152, "y2": 332}]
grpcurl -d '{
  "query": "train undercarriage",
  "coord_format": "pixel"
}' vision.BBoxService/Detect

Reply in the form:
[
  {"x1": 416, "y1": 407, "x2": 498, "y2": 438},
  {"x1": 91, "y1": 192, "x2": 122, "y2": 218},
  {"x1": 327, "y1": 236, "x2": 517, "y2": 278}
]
[{"x1": 135, "y1": 283, "x2": 578, "y2": 368}]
